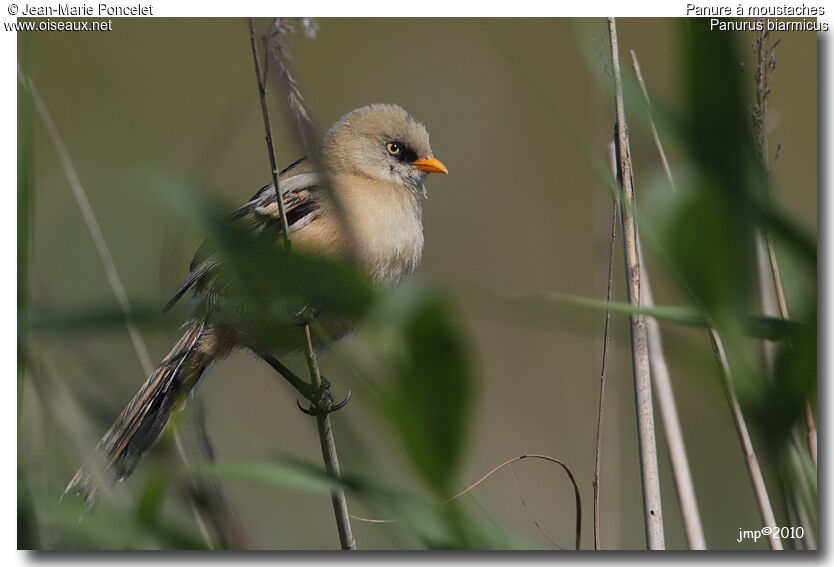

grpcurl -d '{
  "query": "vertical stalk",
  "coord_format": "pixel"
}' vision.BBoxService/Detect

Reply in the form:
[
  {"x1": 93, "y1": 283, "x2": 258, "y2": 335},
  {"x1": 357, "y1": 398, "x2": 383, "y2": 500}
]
[
  {"x1": 752, "y1": 27, "x2": 816, "y2": 467},
  {"x1": 248, "y1": 18, "x2": 355, "y2": 550},
  {"x1": 629, "y1": 50, "x2": 706, "y2": 550},
  {"x1": 607, "y1": 17, "x2": 665, "y2": 550},
  {"x1": 629, "y1": 51, "x2": 676, "y2": 194},
  {"x1": 708, "y1": 330, "x2": 783, "y2": 549},
  {"x1": 751, "y1": 29, "x2": 815, "y2": 548},
  {"x1": 638, "y1": 255, "x2": 706, "y2": 549},
  {"x1": 248, "y1": 18, "x2": 291, "y2": 248},
  {"x1": 302, "y1": 324, "x2": 356, "y2": 550},
  {"x1": 592, "y1": 174, "x2": 617, "y2": 550},
  {"x1": 630, "y1": 43, "x2": 786, "y2": 550}
]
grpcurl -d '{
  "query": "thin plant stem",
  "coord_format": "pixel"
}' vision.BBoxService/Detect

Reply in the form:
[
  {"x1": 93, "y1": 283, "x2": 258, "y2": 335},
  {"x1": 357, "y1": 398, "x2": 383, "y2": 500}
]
[
  {"x1": 248, "y1": 18, "x2": 291, "y2": 249},
  {"x1": 750, "y1": 29, "x2": 816, "y2": 549},
  {"x1": 507, "y1": 466, "x2": 564, "y2": 549},
  {"x1": 631, "y1": 45, "x2": 794, "y2": 551},
  {"x1": 628, "y1": 51, "x2": 706, "y2": 550},
  {"x1": 607, "y1": 17, "x2": 665, "y2": 550},
  {"x1": 20, "y1": 70, "x2": 153, "y2": 378},
  {"x1": 638, "y1": 253, "x2": 706, "y2": 550},
  {"x1": 350, "y1": 454, "x2": 582, "y2": 551},
  {"x1": 592, "y1": 144, "x2": 618, "y2": 551},
  {"x1": 753, "y1": 26, "x2": 772, "y2": 169},
  {"x1": 708, "y1": 330, "x2": 783, "y2": 550},
  {"x1": 300, "y1": 323, "x2": 356, "y2": 549},
  {"x1": 803, "y1": 404, "x2": 817, "y2": 468},
  {"x1": 752, "y1": 28, "x2": 816, "y2": 468},
  {"x1": 787, "y1": 442, "x2": 817, "y2": 549},
  {"x1": 247, "y1": 18, "x2": 356, "y2": 550},
  {"x1": 172, "y1": 433, "x2": 216, "y2": 549},
  {"x1": 629, "y1": 51, "x2": 676, "y2": 193},
  {"x1": 261, "y1": 18, "x2": 360, "y2": 261},
  {"x1": 300, "y1": 324, "x2": 355, "y2": 550}
]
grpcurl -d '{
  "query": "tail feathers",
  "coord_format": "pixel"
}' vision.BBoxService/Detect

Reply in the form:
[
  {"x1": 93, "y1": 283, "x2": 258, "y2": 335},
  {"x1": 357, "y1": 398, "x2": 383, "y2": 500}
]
[{"x1": 65, "y1": 322, "x2": 209, "y2": 504}]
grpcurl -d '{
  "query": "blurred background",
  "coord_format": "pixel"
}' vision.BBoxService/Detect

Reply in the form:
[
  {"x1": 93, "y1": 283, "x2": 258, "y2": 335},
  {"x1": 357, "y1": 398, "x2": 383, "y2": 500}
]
[{"x1": 18, "y1": 18, "x2": 817, "y2": 550}]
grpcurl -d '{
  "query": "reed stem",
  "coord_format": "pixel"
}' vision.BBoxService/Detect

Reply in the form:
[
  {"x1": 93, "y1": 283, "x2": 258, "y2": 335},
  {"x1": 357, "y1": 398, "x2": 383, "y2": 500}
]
[
  {"x1": 607, "y1": 17, "x2": 665, "y2": 550},
  {"x1": 247, "y1": 17, "x2": 356, "y2": 550}
]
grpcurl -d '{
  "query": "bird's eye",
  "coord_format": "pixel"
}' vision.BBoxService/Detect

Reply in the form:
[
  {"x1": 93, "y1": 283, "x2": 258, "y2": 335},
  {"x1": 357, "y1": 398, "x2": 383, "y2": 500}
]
[{"x1": 386, "y1": 142, "x2": 402, "y2": 155}]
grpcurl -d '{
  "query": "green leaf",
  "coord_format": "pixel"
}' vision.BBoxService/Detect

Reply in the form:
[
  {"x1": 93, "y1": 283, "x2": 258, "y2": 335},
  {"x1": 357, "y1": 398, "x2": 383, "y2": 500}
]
[
  {"x1": 753, "y1": 304, "x2": 817, "y2": 449},
  {"x1": 363, "y1": 283, "x2": 475, "y2": 496},
  {"x1": 197, "y1": 457, "x2": 531, "y2": 549},
  {"x1": 651, "y1": 178, "x2": 756, "y2": 324},
  {"x1": 473, "y1": 288, "x2": 798, "y2": 340},
  {"x1": 136, "y1": 463, "x2": 167, "y2": 527},
  {"x1": 25, "y1": 305, "x2": 174, "y2": 335},
  {"x1": 144, "y1": 172, "x2": 377, "y2": 352},
  {"x1": 17, "y1": 470, "x2": 39, "y2": 550},
  {"x1": 680, "y1": 20, "x2": 762, "y2": 201},
  {"x1": 47, "y1": 496, "x2": 206, "y2": 550}
]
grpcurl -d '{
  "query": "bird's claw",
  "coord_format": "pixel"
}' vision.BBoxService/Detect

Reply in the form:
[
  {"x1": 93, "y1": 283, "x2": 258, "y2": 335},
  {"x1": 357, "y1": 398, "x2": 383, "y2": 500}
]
[{"x1": 296, "y1": 376, "x2": 351, "y2": 416}]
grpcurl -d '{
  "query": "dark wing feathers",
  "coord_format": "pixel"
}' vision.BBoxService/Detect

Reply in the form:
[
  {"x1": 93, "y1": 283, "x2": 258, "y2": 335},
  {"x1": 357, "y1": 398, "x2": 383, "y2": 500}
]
[
  {"x1": 164, "y1": 158, "x2": 321, "y2": 312},
  {"x1": 164, "y1": 244, "x2": 218, "y2": 312}
]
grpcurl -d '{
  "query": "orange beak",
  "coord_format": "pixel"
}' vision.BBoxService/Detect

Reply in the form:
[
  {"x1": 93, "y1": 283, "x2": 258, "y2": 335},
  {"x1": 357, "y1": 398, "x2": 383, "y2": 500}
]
[{"x1": 412, "y1": 156, "x2": 449, "y2": 174}]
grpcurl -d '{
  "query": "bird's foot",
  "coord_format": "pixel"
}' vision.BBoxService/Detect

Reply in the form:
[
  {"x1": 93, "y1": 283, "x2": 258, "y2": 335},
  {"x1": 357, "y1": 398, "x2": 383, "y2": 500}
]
[{"x1": 297, "y1": 376, "x2": 351, "y2": 416}]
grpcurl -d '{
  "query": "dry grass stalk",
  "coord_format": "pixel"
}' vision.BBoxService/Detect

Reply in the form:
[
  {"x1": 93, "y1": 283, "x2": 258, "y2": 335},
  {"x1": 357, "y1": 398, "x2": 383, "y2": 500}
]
[
  {"x1": 606, "y1": 17, "x2": 665, "y2": 550},
  {"x1": 349, "y1": 454, "x2": 582, "y2": 550},
  {"x1": 630, "y1": 45, "x2": 786, "y2": 550},
  {"x1": 262, "y1": 18, "x2": 360, "y2": 261},
  {"x1": 751, "y1": 29, "x2": 816, "y2": 550},
  {"x1": 248, "y1": 18, "x2": 292, "y2": 248},
  {"x1": 592, "y1": 143, "x2": 618, "y2": 550},
  {"x1": 708, "y1": 330, "x2": 783, "y2": 549},
  {"x1": 638, "y1": 255, "x2": 706, "y2": 550},
  {"x1": 628, "y1": 51, "x2": 706, "y2": 550},
  {"x1": 752, "y1": 28, "x2": 816, "y2": 468},
  {"x1": 630, "y1": 45, "x2": 790, "y2": 549},
  {"x1": 302, "y1": 322, "x2": 356, "y2": 549},
  {"x1": 247, "y1": 17, "x2": 356, "y2": 550},
  {"x1": 19, "y1": 69, "x2": 244, "y2": 549},
  {"x1": 629, "y1": 51, "x2": 676, "y2": 194}
]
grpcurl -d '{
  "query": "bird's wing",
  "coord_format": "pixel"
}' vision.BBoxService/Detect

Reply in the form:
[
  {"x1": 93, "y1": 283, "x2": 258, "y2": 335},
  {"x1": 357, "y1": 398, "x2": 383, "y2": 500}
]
[
  {"x1": 232, "y1": 158, "x2": 320, "y2": 231},
  {"x1": 164, "y1": 158, "x2": 322, "y2": 311}
]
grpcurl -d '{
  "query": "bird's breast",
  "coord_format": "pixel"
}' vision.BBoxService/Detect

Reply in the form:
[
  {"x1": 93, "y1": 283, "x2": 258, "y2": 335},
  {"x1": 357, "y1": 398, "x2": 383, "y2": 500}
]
[
  {"x1": 289, "y1": 177, "x2": 425, "y2": 287},
  {"x1": 348, "y1": 186, "x2": 424, "y2": 286}
]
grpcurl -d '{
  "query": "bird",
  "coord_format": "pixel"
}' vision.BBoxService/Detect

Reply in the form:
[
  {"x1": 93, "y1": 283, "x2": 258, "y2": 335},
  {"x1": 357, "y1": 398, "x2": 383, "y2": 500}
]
[{"x1": 65, "y1": 103, "x2": 448, "y2": 502}]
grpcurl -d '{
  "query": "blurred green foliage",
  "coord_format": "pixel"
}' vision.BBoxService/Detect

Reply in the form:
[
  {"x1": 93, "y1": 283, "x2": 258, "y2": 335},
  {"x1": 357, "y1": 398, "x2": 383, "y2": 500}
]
[
  {"x1": 362, "y1": 283, "x2": 474, "y2": 497},
  {"x1": 151, "y1": 174, "x2": 377, "y2": 355}
]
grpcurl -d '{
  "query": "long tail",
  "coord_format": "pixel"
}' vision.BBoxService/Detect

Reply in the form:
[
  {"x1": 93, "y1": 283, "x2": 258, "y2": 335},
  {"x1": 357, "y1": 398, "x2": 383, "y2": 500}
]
[{"x1": 65, "y1": 322, "x2": 211, "y2": 504}]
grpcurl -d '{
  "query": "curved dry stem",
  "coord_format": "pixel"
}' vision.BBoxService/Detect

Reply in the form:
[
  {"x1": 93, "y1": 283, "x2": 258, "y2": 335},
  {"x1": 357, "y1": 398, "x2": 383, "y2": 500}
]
[{"x1": 351, "y1": 453, "x2": 582, "y2": 551}]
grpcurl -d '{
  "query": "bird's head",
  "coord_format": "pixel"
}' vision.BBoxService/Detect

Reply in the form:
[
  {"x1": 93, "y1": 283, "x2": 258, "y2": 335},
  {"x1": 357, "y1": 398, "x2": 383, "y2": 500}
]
[{"x1": 321, "y1": 104, "x2": 447, "y2": 195}]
